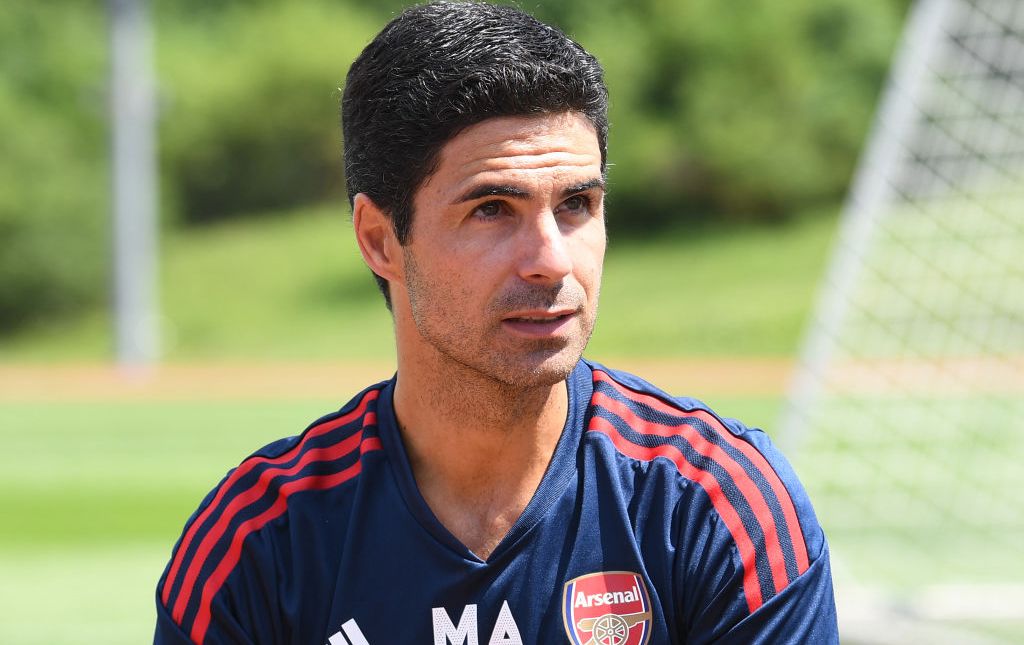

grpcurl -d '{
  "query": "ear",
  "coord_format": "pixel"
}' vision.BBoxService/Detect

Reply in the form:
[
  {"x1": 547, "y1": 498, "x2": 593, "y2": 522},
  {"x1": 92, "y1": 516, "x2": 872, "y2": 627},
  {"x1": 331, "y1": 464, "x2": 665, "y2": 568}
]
[{"x1": 353, "y1": 193, "x2": 403, "y2": 285}]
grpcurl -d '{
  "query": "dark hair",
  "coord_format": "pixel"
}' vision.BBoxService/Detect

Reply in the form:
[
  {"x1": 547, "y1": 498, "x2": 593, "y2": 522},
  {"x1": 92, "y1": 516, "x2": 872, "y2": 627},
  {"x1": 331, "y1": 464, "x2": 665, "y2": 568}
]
[{"x1": 341, "y1": 1, "x2": 608, "y2": 307}]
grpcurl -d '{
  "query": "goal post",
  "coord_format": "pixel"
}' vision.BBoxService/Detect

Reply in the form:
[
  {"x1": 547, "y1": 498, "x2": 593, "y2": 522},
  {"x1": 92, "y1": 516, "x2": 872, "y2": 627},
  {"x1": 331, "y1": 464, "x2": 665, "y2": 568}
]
[{"x1": 779, "y1": 0, "x2": 1024, "y2": 642}]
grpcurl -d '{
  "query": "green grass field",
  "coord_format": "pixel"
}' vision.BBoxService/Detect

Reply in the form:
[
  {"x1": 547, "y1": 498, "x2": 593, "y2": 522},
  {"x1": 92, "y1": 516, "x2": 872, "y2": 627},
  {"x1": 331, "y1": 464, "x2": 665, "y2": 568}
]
[
  {"x1": 0, "y1": 395, "x2": 780, "y2": 644},
  {"x1": 6, "y1": 392, "x2": 1023, "y2": 644},
  {"x1": 0, "y1": 398, "x2": 341, "y2": 645}
]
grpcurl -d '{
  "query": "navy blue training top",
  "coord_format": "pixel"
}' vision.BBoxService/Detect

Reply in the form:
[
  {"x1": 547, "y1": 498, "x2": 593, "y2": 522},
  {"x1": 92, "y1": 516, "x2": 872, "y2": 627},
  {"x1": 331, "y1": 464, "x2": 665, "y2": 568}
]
[{"x1": 155, "y1": 359, "x2": 838, "y2": 644}]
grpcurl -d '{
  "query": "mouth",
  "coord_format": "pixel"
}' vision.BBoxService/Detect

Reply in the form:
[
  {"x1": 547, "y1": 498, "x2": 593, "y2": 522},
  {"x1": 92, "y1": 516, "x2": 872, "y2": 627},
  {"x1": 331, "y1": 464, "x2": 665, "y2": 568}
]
[{"x1": 501, "y1": 309, "x2": 579, "y2": 337}]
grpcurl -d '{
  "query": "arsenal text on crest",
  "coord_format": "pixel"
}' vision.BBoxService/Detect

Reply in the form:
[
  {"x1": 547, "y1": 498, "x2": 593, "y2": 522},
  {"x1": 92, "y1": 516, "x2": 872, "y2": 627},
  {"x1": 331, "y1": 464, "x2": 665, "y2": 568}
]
[{"x1": 561, "y1": 571, "x2": 653, "y2": 645}]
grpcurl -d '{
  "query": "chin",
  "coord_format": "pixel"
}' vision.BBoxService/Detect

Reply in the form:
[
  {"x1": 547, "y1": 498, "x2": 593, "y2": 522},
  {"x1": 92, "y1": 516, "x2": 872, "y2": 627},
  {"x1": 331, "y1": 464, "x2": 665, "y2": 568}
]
[
  {"x1": 488, "y1": 346, "x2": 583, "y2": 390},
  {"x1": 419, "y1": 317, "x2": 593, "y2": 390}
]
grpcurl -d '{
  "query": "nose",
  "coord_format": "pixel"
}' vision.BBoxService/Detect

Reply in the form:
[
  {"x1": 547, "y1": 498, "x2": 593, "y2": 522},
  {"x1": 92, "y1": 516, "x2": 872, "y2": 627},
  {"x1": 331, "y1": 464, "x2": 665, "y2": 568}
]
[{"x1": 517, "y1": 212, "x2": 573, "y2": 284}]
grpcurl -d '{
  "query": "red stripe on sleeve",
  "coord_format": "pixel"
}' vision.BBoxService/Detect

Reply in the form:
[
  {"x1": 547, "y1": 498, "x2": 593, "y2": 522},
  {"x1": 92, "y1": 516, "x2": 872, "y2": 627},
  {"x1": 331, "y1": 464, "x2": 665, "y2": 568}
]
[
  {"x1": 588, "y1": 416, "x2": 765, "y2": 612},
  {"x1": 161, "y1": 390, "x2": 379, "y2": 607},
  {"x1": 171, "y1": 430, "x2": 367, "y2": 622},
  {"x1": 593, "y1": 390, "x2": 791, "y2": 594},
  {"x1": 360, "y1": 436, "x2": 383, "y2": 454},
  {"x1": 190, "y1": 445, "x2": 379, "y2": 644},
  {"x1": 594, "y1": 370, "x2": 809, "y2": 573}
]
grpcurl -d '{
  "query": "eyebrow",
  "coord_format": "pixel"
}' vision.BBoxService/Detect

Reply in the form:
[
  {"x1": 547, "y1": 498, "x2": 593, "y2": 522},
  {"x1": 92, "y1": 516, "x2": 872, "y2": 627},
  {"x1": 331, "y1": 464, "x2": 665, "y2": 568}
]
[
  {"x1": 453, "y1": 178, "x2": 606, "y2": 204},
  {"x1": 559, "y1": 178, "x2": 606, "y2": 199},
  {"x1": 454, "y1": 184, "x2": 530, "y2": 204}
]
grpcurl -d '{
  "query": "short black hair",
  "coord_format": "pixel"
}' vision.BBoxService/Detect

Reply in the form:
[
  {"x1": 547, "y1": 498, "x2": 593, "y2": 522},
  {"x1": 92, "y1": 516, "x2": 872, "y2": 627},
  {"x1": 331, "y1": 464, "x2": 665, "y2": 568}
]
[{"x1": 341, "y1": 1, "x2": 608, "y2": 307}]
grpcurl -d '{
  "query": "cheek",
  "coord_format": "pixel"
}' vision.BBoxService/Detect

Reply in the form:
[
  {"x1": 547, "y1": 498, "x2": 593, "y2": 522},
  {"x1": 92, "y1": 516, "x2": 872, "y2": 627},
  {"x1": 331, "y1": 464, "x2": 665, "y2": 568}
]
[
  {"x1": 575, "y1": 231, "x2": 606, "y2": 291},
  {"x1": 429, "y1": 246, "x2": 498, "y2": 300},
  {"x1": 414, "y1": 239, "x2": 472, "y2": 277}
]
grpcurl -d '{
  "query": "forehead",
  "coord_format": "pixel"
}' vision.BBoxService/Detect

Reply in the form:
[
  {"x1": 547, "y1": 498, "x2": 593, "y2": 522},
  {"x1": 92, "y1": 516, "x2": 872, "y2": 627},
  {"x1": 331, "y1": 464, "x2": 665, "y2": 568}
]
[{"x1": 420, "y1": 112, "x2": 602, "y2": 199}]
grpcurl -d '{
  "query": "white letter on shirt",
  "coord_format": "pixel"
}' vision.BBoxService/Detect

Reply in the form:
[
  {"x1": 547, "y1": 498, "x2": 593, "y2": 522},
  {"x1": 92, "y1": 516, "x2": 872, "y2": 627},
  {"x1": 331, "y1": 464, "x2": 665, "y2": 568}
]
[
  {"x1": 433, "y1": 604, "x2": 479, "y2": 645},
  {"x1": 487, "y1": 600, "x2": 522, "y2": 645}
]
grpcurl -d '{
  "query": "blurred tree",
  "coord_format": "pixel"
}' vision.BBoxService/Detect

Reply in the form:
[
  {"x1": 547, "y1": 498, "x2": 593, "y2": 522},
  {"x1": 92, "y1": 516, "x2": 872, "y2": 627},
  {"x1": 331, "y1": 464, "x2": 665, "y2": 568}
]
[
  {"x1": 0, "y1": 1, "x2": 108, "y2": 331},
  {"x1": 157, "y1": 1, "x2": 377, "y2": 224},
  {"x1": 564, "y1": 0, "x2": 904, "y2": 228}
]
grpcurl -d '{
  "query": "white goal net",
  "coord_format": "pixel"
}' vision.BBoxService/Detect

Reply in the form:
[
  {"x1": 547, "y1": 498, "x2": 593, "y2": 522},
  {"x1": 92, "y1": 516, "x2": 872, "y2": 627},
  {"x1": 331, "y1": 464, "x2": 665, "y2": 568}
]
[{"x1": 780, "y1": 0, "x2": 1024, "y2": 643}]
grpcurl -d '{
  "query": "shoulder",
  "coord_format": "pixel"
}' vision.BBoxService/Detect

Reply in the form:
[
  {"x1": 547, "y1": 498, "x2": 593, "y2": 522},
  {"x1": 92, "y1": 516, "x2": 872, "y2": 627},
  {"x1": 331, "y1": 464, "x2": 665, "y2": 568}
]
[
  {"x1": 581, "y1": 359, "x2": 824, "y2": 613},
  {"x1": 583, "y1": 359, "x2": 788, "y2": 480},
  {"x1": 156, "y1": 382, "x2": 387, "y2": 645}
]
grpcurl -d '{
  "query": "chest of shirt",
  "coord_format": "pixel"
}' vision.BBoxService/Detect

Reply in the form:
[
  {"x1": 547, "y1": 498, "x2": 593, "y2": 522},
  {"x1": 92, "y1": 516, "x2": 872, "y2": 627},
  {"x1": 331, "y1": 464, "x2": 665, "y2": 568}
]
[{"x1": 272, "y1": 456, "x2": 683, "y2": 644}]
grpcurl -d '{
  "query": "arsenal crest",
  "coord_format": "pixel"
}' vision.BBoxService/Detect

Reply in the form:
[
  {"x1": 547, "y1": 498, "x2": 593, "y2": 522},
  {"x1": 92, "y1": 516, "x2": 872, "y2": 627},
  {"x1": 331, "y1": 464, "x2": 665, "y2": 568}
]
[{"x1": 562, "y1": 571, "x2": 652, "y2": 645}]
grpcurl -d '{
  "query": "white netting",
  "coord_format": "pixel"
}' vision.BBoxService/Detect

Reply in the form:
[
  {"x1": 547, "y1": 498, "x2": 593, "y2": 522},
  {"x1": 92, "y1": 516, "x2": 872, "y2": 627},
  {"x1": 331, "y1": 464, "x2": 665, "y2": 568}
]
[{"x1": 781, "y1": 0, "x2": 1024, "y2": 642}]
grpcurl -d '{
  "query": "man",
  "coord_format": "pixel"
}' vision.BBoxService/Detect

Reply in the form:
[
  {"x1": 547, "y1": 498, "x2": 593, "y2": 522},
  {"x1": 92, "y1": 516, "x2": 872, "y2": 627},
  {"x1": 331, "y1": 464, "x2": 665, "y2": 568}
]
[{"x1": 155, "y1": 3, "x2": 838, "y2": 644}]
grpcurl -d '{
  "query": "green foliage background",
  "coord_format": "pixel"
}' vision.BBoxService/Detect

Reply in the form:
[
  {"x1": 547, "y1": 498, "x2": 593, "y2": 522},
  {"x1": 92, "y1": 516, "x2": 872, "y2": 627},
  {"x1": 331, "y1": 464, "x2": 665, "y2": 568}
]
[
  {"x1": 544, "y1": 0, "x2": 902, "y2": 225},
  {"x1": 0, "y1": 2, "x2": 109, "y2": 331},
  {"x1": 0, "y1": 0, "x2": 905, "y2": 334}
]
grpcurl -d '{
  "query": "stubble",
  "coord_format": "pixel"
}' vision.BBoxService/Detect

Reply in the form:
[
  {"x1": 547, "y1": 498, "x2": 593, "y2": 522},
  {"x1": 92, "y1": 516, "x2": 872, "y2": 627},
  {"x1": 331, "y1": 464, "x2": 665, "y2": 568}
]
[{"x1": 403, "y1": 249, "x2": 597, "y2": 392}]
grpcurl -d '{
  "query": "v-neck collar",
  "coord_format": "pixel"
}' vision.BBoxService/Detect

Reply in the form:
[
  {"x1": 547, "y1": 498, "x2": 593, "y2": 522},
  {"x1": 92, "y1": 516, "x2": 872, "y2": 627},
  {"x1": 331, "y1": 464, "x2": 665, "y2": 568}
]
[{"x1": 375, "y1": 360, "x2": 592, "y2": 563}]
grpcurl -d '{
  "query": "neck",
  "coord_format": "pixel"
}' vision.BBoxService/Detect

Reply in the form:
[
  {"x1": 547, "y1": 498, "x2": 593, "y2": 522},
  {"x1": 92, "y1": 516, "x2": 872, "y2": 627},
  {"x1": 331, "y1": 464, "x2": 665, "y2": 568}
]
[
  {"x1": 391, "y1": 345, "x2": 570, "y2": 559},
  {"x1": 393, "y1": 347, "x2": 569, "y2": 482}
]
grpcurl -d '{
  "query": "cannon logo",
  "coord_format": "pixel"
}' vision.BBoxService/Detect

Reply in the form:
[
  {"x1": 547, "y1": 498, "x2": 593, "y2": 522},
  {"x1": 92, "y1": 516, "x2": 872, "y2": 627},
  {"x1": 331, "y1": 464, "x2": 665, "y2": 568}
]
[{"x1": 562, "y1": 571, "x2": 652, "y2": 645}]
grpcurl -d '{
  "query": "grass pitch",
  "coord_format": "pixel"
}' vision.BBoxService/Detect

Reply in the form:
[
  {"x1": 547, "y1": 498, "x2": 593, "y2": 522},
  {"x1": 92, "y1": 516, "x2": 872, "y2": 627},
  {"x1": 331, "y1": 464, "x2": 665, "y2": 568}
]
[
  {"x1": 0, "y1": 392, "x2": 779, "y2": 644},
  {"x1": 0, "y1": 398, "x2": 337, "y2": 645}
]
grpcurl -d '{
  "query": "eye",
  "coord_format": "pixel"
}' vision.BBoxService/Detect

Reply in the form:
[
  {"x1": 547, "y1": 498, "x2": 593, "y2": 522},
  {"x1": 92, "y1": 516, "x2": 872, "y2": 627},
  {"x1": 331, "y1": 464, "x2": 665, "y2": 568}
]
[
  {"x1": 559, "y1": 194, "x2": 592, "y2": 215},
  {"x1": 472, "y1": 200, "x2": 505, "y2": 220}
]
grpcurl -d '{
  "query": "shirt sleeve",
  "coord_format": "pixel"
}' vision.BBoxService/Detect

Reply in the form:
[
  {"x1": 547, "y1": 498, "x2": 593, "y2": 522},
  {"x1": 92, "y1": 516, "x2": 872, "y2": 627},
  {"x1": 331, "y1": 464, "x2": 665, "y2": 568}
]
[
  {"x1": 701, "y1": 540, "x2": 838, "y2": 644},
  {"x1": 154, "y1": 515, "x2": 286, "y2": 644},
  {"x1": 154, "y1": 596, "x2": 198, "y2": 645},
  {"x1": 676, "y1": 420, "x2": 839, "y2": 644},
  {"x1": 153, "y1": 470, "x2": 288, "y2": 645}
]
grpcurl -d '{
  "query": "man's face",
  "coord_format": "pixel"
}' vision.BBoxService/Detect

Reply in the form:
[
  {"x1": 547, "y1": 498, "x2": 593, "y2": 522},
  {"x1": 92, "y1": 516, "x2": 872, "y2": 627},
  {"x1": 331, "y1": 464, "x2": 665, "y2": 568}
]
[{"x1": 395, "y1": 112, "x2": 606, "y2": 388}]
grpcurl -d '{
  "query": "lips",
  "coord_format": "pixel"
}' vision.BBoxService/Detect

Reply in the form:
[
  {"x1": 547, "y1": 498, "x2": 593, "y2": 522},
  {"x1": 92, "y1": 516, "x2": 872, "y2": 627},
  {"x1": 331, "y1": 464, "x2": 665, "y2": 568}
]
[
  {"x1": 506, "y1": 313, "x2": 572, "y2": 323},
  {"x1": 501, "y1": 309, "x2": 579, "y2": 337},
  {"x1": 503, "y1": 307, "x2": 577, "y2": 322}
]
